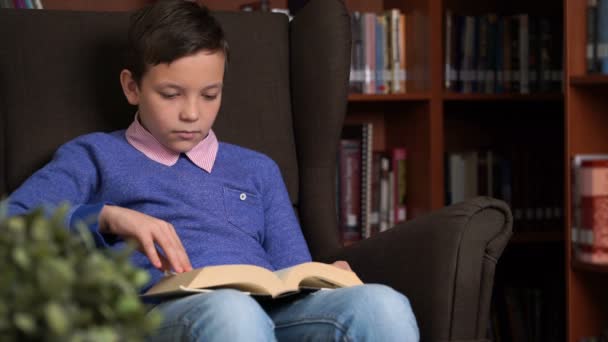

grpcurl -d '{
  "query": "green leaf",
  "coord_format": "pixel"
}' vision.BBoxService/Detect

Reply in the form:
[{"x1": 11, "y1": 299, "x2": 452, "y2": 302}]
[
  {"x1": 12, "y1": 247, "x2": 30, "y2": 269},
  {"x1": 132, "y1": 270, "x2": 150, "y2": 288},
  {"x1": 45, "y1": 302, "x2": 70, "y2": 336},
  {"x1": 14, "y1": 312, "x2": 36, "y2": 334}
]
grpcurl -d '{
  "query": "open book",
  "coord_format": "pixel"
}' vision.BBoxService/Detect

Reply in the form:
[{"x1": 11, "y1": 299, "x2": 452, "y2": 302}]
[{"x1": 142, "y1": 261, "x2": 364, "y2": 299}]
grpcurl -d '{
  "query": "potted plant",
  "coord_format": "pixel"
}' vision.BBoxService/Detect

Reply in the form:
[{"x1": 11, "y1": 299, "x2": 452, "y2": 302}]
[{"x1": 0, "y1": 205, "x2": 160, "y2": 341}]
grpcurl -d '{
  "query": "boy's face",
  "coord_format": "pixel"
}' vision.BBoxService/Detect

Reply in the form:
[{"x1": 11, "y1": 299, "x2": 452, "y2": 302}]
[{"x1": 120, "y1": 50, "x2": 225, "y2": 154}]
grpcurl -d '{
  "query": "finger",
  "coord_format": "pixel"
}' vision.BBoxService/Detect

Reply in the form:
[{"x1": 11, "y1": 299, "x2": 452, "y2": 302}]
[
  {"x1": 152, "y1": 229, "x2": 185, "y2": 273},
  {"x1": 333, "y1": 260, "x2": 352, "y2": 271},
  {"x1": 139, "y1": 237, "x2": 163, "y2": 270},
  {"x1": 162, "y1": 223, "x2": 192, "y2": 272},
  {"x1": 157, "y1": 251, "x2": 173, "y2": 273}
]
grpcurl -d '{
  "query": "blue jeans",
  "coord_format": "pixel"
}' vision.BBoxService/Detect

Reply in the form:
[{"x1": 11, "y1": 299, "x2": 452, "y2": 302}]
[{"x1": 146, "y1": 284, "x2": 419, "y2": 341}]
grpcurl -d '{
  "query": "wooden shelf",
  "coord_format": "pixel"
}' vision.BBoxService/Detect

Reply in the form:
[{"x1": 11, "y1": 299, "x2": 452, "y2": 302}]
[
  {"x1": 348, "y1": 93, "x2": 431, "y2": 102},
  {"x1": 572, "y1": 258, "x2": 608, "y2": 273},
  {"x1": 569, "y1": 74, "x2": 608, "y2": 86},
  {"x1": 443, "y1": 92, "x2": 564, "y2": 102},
  {"x1": 510, "y1": 231, "x2": 564, "y2": 244}
]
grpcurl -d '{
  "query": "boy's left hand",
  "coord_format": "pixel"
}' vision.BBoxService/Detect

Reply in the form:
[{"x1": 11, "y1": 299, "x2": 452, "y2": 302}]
[{"x1": 331, "y1": 260, "x2": 352, "y2": 271}]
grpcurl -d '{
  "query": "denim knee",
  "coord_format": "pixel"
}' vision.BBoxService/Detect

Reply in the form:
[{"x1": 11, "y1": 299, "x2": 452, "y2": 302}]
[
  {"x1": 148, "y1": 289, "x2": 275, "y2": 342},
  {"x1": 345, "y1": 284, "x2": 420, "y2": 341}
]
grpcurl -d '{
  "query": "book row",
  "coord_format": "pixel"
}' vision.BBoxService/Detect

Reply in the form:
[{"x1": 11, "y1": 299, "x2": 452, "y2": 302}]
[
  {"x1": 445, "y1": 147, "x2": 563, "y2": 233},
  {"x1": 337, "y1": 123, "x2": 407, "y2": 246},
  {"x1": 348, "y1": 9, "x2": 407, "y2": 95},
  {"x1": 587, "y1": 0, "x2": 608, "y2": 74},
  {"x1": 445, "y1": 12, "x2": 563, "y2": 94},
  {"x1": 490, "y1": 283, "x2": 563, "y2": 342},
  {"x1": 0, "y1": 0, "x2": 42, "y2": 9}
]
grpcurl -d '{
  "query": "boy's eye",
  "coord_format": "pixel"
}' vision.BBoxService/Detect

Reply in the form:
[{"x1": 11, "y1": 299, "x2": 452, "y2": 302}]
[
  {"x1": 202, "y1": 94, "x2": 218, "y2": 101},
  {"x1": 160, "y1": 92, "x2": 179, "y2": 99}
]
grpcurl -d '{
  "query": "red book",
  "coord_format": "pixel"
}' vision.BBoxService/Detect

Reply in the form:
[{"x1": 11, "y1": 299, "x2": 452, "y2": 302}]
[
  {"x1": 392, "y1": 147, "x2": 407, "y2": 224},
  {"x1": 578, "y1": 159, "x2": 608, "y2": 264},
  {"x1": 338, "y1": 139, "x2": 362, "y2": 246}
]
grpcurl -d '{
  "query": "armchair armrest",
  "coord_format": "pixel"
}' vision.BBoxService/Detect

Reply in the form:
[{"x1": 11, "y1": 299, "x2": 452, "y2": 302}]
[{"x1": 328, "y1": 197, "x2": 512, "y2": 342}]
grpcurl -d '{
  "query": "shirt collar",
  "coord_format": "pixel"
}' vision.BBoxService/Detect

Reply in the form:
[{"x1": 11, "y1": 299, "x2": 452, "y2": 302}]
[{"x1": 125, "y1": 113, "x2": 218, "y2": 172}]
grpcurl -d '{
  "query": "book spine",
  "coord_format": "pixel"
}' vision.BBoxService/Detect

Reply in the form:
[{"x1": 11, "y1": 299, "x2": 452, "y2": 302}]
[
  {"x1": 599, "y1": 0, "x2": 608, "y2": 73},
  {"x1": 349, "y1": 12, "x2": 364, "y2": 93},
  {"x1": 398, "y1": 12, "x2": 406, "y2": 92},
  {"x1": 445, "y1": 10, "x2": 453, "y2": 90},
  {"x1": 392, "y1": 147, "x2": 407, "y2": 224},
  {"x1": 578, "y1": 160, "x2": 608, "y2": 264},
  {"x1": 338, "y1": 139, "x2": 362, "y2": 245},
  {"x1": 588, "y1": 0, "x2": 599, "y2": 73},
  {"x1": 364, "y1": 13, "x2": 377, "y2": 94}
]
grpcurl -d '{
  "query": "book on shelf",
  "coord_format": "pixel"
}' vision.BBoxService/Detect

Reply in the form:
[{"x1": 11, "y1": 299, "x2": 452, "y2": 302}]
[
  {"x1": 341, "y1": 123, "x2": 373, "y2": 240},
  {"x1": 572, "y1": 154, "x2": 608, "y2": 264},
  {"x1": 588, "y1": 0, "x2": 599, "y2": 73},
  {"x1": 444, "y1": 12, "x2": 562, "y2": 93},
  {"x1": 142, "y1": 262, "x2": 364, "y2": 299},
  {"x1": 348, "y1": 9, "x2": 406, "y2": 94},
  {"x1": 392, "y1": 147, "x2": 407, "y2": 224},
  {"x1": 337, "y1": 123, "x2": 409, "y2": 241},
  {"x1": 338, "y1": 138, "x2": 362, "y2": 245},
  {"x1": 597, "y1": 0, "x2": 608, "y2": 73}
]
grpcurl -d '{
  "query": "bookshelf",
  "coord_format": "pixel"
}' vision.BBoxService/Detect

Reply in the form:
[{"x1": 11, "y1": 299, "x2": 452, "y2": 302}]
[
  {"x1": 566, "y1": 0, "x2": 608, "y2": 339},
  {"x1": 345, "y1": 0, "x2": 565, "y2": 340}
]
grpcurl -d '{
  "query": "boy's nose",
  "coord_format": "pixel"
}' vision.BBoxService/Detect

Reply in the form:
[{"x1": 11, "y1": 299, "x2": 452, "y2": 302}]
[
  {"x1": 180, "y1": 111, "x2": 199, "y2": 121},
  {"x1": 180, "y1": 102, "x2": 199, "y2": 121}
]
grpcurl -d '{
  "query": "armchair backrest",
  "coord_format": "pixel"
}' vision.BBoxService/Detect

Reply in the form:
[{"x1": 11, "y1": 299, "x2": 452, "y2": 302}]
[{"x1": 0, "y1": 0, "x2": 351, "y2": 259}]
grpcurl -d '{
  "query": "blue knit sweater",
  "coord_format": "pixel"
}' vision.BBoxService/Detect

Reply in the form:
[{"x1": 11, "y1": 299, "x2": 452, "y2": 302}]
[{"x1": 7, "y1": 131, "x2": 312, "y2": 291}]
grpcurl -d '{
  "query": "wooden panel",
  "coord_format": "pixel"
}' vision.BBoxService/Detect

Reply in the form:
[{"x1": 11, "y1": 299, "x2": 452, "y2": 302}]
[
  {"x1": 565, "y1": 0, "x2": 587, "y2": 77},
  {"x1": 568, "y1": 271, "x2": 608, "y2": 341},
  {"x1": 570, "y1": 74, "x2": 608, "y2": 86},
  {"x1": 344, "y1": 112, "x2": 387, "y2": 152},
  {"x1": 42, "y1": 0, "x2": 151, "y2": 11},
  {"x1": 567, "y1": 89, "x2": 608, "y2": 155}
]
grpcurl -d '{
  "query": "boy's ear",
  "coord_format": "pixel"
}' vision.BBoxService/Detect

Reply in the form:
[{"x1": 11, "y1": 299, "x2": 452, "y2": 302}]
[{"x1": 120, "y1": 69, "x2": 140, "y2": 105}]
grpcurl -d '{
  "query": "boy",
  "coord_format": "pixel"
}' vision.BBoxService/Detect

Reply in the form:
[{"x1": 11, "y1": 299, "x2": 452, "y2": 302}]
[{"x1": 6, "y1": 1, "x2": 419, "y2": 340}]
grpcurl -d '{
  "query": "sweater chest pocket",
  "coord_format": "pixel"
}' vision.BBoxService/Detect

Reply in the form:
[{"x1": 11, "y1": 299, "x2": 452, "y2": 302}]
[{"x1": 223, "y1": 186, "x2": 264, "y2": 238}]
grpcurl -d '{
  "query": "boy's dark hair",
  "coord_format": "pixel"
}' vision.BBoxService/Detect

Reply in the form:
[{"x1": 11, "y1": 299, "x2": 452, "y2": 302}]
[{"x1": 126, "y1": 0, "x2": 229, "y2": 84}]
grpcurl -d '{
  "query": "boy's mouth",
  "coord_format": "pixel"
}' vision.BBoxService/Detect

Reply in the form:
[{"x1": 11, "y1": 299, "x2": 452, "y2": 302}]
[{"x1": 174, "y1": 130, "x2": 200, "y2": 140}]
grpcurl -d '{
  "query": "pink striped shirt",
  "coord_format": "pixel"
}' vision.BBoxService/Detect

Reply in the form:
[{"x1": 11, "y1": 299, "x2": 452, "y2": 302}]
[{"x1": 125, "y1": 114, "x2": 218, "y2": 172}]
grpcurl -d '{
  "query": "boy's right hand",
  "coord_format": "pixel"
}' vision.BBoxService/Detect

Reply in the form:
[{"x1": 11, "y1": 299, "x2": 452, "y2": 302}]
[{"x1": 99, "y1": 205, "x2": 192, "y2": 273}]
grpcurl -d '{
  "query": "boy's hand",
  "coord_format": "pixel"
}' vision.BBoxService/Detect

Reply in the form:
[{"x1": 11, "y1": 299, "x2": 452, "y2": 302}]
[
  {"x1": 331, "y1": 260, "x2": 352, "y2": 271},
  {"x1": 99, "y1": 205, "x2": 192, "y2": 273}
]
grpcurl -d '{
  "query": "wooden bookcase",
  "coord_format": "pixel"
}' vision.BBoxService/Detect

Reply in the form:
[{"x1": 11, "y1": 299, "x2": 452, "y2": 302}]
[
  {"x1": 565, "y1": 0, "x2": 608, "y2": 340},
  {"x1": 345, "y1": 0, "x2": 566, "y2": 340}
]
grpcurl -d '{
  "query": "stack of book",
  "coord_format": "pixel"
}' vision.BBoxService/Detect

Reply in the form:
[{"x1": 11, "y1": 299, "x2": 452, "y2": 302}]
[{"x1": 337, "y1": 123, "x2": 407, "y2": 245}]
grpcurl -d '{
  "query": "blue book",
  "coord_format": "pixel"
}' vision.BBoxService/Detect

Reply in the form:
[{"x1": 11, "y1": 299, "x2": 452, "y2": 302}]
[
  {"x1": 375, "y1": 15, "x2": 386, "y2": 94},
  {"x1": 598, "y1": 0, "x2": 608, "y2": 73}
]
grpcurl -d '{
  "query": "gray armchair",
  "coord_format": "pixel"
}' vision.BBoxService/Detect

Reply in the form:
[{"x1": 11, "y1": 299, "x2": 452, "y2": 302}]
[{"x1": 0, "y1": 1, "x2": 512, "y2": 341}]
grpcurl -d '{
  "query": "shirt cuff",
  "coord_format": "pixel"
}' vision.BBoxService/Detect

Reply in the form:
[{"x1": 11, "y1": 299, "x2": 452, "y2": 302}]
[{"x1": 69, "y1": 203, "x2": 114, "y2": 248}]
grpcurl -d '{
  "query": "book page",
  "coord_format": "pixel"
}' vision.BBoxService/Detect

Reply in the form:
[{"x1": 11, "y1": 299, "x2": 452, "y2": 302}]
[
  {"x1": 274, "y1": 262, "x2": 364, "y2": 290},
  {"x1": 144, "y1": 264, "x2": 289, "y2": 297}
]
